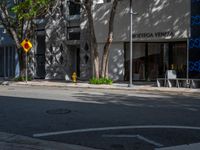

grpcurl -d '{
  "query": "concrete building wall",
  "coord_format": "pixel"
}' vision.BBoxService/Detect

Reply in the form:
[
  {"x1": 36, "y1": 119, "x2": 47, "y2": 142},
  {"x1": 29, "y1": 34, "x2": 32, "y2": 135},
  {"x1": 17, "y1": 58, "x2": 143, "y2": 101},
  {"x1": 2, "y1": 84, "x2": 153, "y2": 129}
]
[
  {"x1": 93, "y1": 0, "x2": 190, "y2": 43},
  {"x1": 45, "y1": 0, "x2": 80, "y2": 80},
  {"x1": 45, "y1": 13, "x2": 70, "y2": 80},
  {"x1": 79, "y1": 0, "x2": 191, "y2": 81},
  {"x1": 0, "y1": 0, "x2": 192, "y2": 80},
  {"x1": 98, "y1": 42, "x2": 124, "y2": 81}
]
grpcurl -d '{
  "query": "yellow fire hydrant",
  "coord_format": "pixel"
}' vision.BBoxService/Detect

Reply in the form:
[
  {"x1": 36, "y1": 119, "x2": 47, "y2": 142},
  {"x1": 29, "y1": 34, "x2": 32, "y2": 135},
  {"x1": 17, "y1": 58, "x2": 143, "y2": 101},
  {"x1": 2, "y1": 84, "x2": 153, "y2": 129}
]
[{"x1": 72, "y1": 72, "x2": 77, "y2": 83}]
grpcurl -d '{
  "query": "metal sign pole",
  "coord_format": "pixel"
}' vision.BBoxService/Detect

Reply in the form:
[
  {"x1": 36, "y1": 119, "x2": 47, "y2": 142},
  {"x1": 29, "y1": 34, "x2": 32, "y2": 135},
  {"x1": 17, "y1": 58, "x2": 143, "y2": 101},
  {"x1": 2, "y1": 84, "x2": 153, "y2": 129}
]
[
  {"x1": 129, "y1": 0, "x2": 133, "y2": 87},
  {"x1": 26, "y1": 52, "x2": 28, "y2": 83},
  {"x1": 186, "y1": 38, "x2": 190, "y2": 88},
  {"x1": 187, "y1": 39, "x2": 189, "y2": 81},
  {"x1": 21, "y1": 38, "x2": 32, "y2": 83}
]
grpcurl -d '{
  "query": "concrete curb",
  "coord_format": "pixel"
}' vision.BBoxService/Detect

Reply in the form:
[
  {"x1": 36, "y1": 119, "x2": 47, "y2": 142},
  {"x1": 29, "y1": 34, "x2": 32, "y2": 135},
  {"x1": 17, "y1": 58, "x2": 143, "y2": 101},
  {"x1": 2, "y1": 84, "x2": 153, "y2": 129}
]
[
  {"x1": 8, "y1": 81, "x2": 200, "y2": 95},
  {"x1": 0, "y1": 131, "x2": 100, "y2": 150}
]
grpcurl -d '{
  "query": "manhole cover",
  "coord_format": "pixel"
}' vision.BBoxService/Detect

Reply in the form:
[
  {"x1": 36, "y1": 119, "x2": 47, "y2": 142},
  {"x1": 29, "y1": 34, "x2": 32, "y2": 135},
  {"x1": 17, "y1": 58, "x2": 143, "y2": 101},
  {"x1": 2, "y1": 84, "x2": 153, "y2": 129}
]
[{"x1": 46, "y1": 108, "x2": 71, "y2": 115}]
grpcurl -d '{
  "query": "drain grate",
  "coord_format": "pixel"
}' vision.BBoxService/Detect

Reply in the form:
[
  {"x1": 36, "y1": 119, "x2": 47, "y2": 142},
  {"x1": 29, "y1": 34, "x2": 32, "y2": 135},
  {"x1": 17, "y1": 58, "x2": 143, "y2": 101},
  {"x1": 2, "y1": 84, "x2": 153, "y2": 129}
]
[{"x1": 46, "y1": 108, "x2": 71, "y2": 115}]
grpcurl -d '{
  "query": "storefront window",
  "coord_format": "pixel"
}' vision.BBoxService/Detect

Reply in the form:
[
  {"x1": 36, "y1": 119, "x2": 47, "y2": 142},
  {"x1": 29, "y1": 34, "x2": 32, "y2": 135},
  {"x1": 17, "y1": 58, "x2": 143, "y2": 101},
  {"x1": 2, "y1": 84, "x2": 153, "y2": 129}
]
[
  {"x1": 132, "y1": 43, "x2": 146, "y2": 80},
  {"x1": 169, "y1": 43, "x2": 187, "y2": 78},
  {"x1": 0, "y1": 46, "x2": 15, "y2": 77},
  {"x1": 0, "y1": 47, "x2": 4, "y2": 77},
  {"x1": 147, "y1": 43, "x2": 165, "y2": 80},
  {"x1": 125, "y1": 43, "x2": 145, "y2": 80},
  {"x1": 125, "y1": 42, "x2": 187, "y2": 81}
]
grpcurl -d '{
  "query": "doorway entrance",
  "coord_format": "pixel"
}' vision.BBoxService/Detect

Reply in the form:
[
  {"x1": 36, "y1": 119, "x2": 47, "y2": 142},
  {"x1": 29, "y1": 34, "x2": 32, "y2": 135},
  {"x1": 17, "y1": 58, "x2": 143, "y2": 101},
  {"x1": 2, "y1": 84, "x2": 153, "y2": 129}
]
[
  {"x1": 35, "y1": 35, "x2": 46, "y2": 79},
  {"x1": 68, "y1": 45, "x2": 80, "y2": 77}
]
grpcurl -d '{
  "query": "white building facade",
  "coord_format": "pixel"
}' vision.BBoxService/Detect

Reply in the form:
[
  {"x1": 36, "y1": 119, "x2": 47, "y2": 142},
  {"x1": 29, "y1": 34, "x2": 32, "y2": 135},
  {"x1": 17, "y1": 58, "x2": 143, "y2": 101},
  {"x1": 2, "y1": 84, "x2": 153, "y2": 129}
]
[
  {"x1": 1, "y1": 0, "x2": 200, "y2": 82},
  {"x1": 82, "y1": 0, "x2": 192, "y2": 81}
]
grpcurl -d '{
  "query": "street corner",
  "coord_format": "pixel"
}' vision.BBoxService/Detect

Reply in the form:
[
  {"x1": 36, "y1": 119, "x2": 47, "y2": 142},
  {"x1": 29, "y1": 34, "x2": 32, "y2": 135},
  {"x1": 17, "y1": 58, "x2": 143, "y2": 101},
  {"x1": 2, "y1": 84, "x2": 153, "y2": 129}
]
[
  {"x1": 0, "y1": 131, "x2": 101, "y2": 150},
  {"x1": 33, "y1": 125, "x2": 200, "y2": 150}
]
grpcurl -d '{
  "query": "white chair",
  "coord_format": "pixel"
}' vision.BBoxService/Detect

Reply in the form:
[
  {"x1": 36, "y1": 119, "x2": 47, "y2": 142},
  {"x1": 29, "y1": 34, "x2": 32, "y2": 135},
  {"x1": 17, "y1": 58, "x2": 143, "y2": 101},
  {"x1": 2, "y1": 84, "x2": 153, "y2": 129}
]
[{"x1": 165, "y1": 70, "x2": 177, "y2": 87}]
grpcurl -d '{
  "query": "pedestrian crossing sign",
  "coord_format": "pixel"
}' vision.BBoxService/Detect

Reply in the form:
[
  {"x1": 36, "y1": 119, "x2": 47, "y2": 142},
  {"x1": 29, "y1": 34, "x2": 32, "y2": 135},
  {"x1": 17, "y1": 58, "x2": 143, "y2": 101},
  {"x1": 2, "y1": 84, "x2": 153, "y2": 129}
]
[{"x1": 21, "y1": 39, "x2": 32, "y2": 53}]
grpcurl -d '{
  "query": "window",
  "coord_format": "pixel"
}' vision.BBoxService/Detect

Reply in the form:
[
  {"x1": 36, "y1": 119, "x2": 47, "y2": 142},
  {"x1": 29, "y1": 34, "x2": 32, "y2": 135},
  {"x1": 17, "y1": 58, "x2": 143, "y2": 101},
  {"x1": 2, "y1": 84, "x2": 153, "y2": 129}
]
[
  {"x1": 69, "y1": 1, "x2": 80, "y2": 16},
  {"x1": 67, "y1": 27, "x2": 80, "y2": 40},
  {"x1": 125, "y1": 42, "x2": 187, "y2": 81}
]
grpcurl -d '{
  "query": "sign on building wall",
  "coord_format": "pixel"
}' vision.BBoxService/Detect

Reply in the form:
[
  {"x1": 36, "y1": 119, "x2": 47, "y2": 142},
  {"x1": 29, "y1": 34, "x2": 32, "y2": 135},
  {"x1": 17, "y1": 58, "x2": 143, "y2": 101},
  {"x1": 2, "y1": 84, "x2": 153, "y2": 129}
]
[
  {"x1": 94, "y1": 0, "x2": 190, "y2": 43},
  {"x1": 189, "y1": 0, "x2": 200, "y2": 78}
]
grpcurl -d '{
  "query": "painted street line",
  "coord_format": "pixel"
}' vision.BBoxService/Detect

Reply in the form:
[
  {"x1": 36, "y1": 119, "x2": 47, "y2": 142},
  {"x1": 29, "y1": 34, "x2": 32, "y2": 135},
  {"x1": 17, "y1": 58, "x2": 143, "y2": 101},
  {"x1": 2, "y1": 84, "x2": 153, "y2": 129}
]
[
  {"x1": 127, "y1": 93, "x2": 171, "y2": 98},
  {"x1": 102, "y1": 134, "x2": 163, "y2": 147},
  {"x1": 102, "y1": 134, "x2": 138, "y2": 138},
  {"x1": 33, "y1": 125, "x2": 200, "y2": 138},
  {"x1": 137, "y1": 135, "x2": 163, "y2": 147},
  {"x1": 155, "y1": 142, "x2": 200, "y2": 150}
]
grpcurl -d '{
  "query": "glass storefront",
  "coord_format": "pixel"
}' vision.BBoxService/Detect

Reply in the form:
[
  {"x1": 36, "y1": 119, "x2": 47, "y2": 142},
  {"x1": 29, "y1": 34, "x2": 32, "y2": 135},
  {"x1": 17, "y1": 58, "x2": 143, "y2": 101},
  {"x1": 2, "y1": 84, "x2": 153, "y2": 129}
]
[
  {"x1": 125, "y1": 42, "x2": 187, "y2": 81},
  {"x1": 0, "y1": 46, "x2": 16, "y2": 78}
]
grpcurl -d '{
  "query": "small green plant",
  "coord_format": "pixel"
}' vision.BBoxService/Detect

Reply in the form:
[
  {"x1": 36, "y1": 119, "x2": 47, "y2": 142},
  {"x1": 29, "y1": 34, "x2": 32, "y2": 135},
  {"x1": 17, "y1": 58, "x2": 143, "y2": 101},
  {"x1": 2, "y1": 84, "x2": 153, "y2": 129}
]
[
  {"x1": 89, "y1": 77, "x2": 113, "y2": 85},
  {"x1": 14, "y1": 76, "x2": 33, "y2": 81}
]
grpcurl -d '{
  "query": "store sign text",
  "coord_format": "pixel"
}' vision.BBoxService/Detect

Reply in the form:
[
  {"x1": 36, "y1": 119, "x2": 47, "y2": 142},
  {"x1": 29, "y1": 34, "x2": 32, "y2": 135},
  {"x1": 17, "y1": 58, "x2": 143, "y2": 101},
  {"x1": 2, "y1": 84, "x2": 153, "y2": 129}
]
[{"x1": 133, "y1": 31, "x2": 174, "y2": 39}]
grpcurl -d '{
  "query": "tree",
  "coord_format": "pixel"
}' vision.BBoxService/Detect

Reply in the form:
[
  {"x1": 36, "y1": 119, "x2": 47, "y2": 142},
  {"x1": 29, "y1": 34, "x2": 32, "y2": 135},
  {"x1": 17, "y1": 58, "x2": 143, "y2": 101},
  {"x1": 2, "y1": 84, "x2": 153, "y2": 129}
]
[
  {"x1": 0, "y1": 0, "x2": 53, "y2": 77},
  {"x1": 101, "y1": 0, "x2": 119, "y2": 78},
  {"x1": 74, "y1": 0, "x2": 119, "y2": 79},
  {"x1": 83, "y1": 0, "x2": 100, "y2": 79},
  {"x1": 0, "y1": 0, "x2": 119, "y2": 79}
]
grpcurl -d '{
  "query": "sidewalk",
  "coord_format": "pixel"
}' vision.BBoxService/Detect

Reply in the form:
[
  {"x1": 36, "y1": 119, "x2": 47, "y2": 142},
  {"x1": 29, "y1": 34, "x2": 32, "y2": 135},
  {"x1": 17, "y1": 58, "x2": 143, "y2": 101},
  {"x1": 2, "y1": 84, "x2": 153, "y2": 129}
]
[
  {"x1": 7, "y1": 80, "x2": 200, "y2": 94},
  {"x1": 0, "y1": 131, "x2": 100, "y2": 150}
]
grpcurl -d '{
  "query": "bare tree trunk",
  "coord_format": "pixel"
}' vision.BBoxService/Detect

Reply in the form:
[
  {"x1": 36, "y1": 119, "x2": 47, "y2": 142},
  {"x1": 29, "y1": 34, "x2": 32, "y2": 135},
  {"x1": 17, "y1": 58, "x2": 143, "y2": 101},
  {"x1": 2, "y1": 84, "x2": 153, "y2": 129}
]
[
  {"x1": 0, "y1": 5, "x2": 21, "y2": 48},
  {"x1": 0, "y1": 3, "x2": 26, "y2": 77},
  {"x1": 101, "y1": 0, "x2": 118, "y2": 78},
  {"x1": 85, "y1": 0, "x2": 100, "y2": 79}
]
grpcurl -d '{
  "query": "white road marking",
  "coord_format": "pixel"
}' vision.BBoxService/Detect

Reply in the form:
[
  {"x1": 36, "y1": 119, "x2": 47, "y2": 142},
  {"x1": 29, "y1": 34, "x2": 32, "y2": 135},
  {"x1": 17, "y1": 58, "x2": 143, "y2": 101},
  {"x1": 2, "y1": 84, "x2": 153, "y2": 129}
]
[
  {"x1": 102, "y1": 134, "x2": 163, "y2": 147},
  {"x1": 33, "y1": 125, "x2": 200, "y2": 138},
  {"x1": 102, "y1": 134, "x2": 138, "y2": 138},
  {"x1": 155, "y1": 142, "x2": 200, "y2": 150},
  {"x1": 127, "y1": 94, "x2": 171, "y2": 98},
  {"x1": 136, "y1": 135, "x2": 163, "y2": 147}
]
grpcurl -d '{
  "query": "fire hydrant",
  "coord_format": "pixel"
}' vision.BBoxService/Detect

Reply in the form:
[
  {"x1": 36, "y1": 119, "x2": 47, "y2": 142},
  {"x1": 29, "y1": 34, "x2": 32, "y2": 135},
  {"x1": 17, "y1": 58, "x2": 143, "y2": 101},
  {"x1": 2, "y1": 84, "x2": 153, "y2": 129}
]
[{"x1": 72, "y1": 72, "x2": 77, "y2": 83}]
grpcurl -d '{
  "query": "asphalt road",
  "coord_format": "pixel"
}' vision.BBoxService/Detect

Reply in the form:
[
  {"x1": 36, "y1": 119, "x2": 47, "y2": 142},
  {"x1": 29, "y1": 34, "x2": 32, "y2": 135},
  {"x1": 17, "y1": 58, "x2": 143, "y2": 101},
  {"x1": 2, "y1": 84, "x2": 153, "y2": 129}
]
[{"x1": 0, "y1": 85, "x2": 200, "y2": 150}]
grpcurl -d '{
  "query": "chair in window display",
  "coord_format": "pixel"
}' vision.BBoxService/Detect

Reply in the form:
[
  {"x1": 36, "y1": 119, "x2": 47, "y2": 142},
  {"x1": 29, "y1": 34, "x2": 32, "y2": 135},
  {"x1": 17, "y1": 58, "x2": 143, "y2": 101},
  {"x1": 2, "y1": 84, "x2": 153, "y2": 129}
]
[
  {"x1": 156, "y1": 69, "x2": 177, "y2": 87},
  {"x1": 165, "y1": 70, "x2": 177, "y2": 87}
]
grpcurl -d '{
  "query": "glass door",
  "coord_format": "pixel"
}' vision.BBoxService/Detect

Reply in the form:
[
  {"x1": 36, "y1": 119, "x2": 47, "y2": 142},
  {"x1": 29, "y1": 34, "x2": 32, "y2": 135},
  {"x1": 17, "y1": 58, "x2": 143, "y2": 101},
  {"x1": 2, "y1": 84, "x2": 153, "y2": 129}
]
[
  {"x1": 147, "y1": 43, "x2": 166, "y2": 80},
  {"x1": 125, "y1": 43, "x2": 146, "y2": 80}
]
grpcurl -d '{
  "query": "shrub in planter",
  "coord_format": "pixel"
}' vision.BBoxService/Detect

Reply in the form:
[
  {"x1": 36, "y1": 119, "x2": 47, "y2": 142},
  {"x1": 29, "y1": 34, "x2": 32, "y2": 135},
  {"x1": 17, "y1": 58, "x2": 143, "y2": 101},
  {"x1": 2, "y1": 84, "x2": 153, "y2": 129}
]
[{"x1": 89, "y1": 77, "x2": 113, "y2": 85}]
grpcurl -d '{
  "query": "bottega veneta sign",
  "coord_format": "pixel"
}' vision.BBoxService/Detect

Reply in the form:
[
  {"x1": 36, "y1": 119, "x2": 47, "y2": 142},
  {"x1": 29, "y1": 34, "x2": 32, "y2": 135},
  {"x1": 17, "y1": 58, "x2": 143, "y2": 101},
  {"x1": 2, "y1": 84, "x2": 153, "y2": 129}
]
[{"x1": 133, "y1": 31, "x2": 174, "y2": 38}]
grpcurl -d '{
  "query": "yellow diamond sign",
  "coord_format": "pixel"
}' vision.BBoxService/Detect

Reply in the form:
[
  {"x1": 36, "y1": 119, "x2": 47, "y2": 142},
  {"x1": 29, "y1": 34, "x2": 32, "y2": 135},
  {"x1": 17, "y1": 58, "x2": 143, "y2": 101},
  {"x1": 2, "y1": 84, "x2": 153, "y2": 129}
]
[{"x1": 21, "y1": 39, "x2": 32, "y2": 53}]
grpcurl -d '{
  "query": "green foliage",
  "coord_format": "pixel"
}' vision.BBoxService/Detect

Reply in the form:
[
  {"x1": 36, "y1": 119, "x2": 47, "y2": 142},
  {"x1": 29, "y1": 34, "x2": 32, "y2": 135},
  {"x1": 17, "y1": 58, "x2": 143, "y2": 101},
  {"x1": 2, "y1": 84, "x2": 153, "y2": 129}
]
[
  {"x1": 11, "y1": 0, "x2": 52, "y2": 21},
  {"x1": 14, "y1": 76, "x2": 33, "y2": 81},
  {"x1": 89, "y1": 77, "x2": 113, "y2": 85}
]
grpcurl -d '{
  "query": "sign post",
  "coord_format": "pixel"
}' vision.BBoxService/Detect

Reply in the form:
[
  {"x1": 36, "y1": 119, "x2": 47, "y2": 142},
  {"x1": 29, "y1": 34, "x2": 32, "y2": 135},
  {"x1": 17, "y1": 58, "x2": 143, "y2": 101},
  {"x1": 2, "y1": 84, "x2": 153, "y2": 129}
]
[
  {"x1": 20, "y1": 39, "x2": 32, "y2": 83},
  {"x1": 128, "y1": 0, "x2": 137, "y2": 87},
  {"x1": 129, "y1": 0, "x2": 133, "y2": 87}
]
